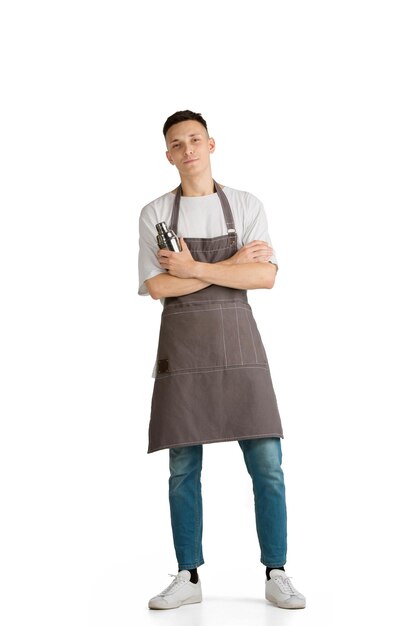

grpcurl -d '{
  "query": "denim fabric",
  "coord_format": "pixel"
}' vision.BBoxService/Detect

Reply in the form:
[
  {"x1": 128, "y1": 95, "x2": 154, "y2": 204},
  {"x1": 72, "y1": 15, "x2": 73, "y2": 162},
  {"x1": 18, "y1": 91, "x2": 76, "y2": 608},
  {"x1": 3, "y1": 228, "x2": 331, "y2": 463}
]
[
  {"x1": 169, "y1": 445, "x2": 204, "y2": 570},
  {"x1": 168, "y1": 437, "x2": 287, "y2": 570}
]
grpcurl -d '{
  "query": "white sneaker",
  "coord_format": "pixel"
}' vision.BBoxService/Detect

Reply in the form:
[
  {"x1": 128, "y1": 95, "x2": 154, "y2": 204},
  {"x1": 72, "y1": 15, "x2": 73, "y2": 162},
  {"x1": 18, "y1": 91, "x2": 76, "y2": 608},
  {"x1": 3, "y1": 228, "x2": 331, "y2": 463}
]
[
  {"x1": 148, "y1": 570, "x2": 202, "y2": 610},
  {"x1": 265, "y1": 570, "x2": 306, "y2": 609}
]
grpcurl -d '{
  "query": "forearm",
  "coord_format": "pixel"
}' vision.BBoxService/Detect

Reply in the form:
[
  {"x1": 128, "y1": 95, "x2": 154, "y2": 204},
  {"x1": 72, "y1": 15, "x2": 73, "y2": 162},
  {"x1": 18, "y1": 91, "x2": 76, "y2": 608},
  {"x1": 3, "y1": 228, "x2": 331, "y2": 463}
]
[
  {"x1": 154, "y1": 240, "x2": 278, "y2": 295},
  {"x1": 193, "y1": 261, "x2": 277, "y2": 290},
  {"x1": 145, "y1": 272, "x2": 211, "y2": 300}
]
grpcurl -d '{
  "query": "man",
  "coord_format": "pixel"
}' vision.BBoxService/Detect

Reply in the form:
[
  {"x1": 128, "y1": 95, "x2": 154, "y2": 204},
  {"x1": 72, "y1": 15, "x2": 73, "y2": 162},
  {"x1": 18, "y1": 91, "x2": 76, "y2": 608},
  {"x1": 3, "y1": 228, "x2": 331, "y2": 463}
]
[{"x1": 138, "y1": 110, "x2": 305, "y2": 610}]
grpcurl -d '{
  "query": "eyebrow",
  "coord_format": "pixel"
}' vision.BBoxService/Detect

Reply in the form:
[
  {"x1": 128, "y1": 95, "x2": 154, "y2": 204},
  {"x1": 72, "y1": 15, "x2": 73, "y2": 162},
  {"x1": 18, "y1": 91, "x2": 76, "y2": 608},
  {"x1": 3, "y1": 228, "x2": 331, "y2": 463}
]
[{"x1": 168, "y1": 133, "x2": 202, "y2": 145}]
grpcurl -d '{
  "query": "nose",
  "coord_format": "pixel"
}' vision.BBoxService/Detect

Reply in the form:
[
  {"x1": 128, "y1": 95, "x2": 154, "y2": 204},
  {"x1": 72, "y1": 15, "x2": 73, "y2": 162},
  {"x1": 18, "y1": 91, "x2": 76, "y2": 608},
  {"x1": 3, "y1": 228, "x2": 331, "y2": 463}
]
[{"x1": 184, "y1": 143, "x2": 194, "y2": 157}]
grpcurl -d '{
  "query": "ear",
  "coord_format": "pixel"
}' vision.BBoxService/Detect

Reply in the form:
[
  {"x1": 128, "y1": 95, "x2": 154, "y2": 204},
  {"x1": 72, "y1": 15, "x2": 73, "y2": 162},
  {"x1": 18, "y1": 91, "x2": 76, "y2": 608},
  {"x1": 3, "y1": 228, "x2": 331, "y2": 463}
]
[
  {"x1": 208, "y1": 137, "x2": 215, "y2": 153},
  {"x1": 165, "y1": 150, "x2": 175, "y2": 165}
]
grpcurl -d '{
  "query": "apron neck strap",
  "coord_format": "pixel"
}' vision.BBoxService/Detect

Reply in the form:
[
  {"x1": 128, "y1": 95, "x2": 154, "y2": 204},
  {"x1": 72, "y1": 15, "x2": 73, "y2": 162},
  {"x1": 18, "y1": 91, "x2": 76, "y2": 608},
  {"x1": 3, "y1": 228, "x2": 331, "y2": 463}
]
[{"x1": 170, "y1": 180, "x2": 236, "y2": 235}]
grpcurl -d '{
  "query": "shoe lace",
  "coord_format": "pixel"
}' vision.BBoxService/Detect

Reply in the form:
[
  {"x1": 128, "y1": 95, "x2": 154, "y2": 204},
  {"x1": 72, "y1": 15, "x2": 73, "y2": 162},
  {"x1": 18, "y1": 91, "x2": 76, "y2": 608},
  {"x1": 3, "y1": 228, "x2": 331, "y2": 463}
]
[
  {"x1": 159, "y1": 573, "x2": 187, "y2": 596},
  {"x1": 274, "y1": 574, "x2": 297, "y2": 595}
]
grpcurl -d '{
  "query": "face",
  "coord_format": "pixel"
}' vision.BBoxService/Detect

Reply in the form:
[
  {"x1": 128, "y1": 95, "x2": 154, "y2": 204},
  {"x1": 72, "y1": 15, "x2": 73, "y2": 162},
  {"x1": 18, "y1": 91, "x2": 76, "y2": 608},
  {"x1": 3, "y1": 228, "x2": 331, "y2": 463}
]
[{"x1": 165, "y1": 120, "x2": 215, "y2": 176}]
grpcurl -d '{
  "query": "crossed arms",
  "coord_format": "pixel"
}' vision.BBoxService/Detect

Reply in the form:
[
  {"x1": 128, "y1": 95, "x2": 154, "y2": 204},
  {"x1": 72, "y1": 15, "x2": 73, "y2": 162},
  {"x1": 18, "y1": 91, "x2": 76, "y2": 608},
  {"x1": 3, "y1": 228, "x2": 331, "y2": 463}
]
[{"x1": 145, "y1": 239, "x2": 278, "y2": 300}]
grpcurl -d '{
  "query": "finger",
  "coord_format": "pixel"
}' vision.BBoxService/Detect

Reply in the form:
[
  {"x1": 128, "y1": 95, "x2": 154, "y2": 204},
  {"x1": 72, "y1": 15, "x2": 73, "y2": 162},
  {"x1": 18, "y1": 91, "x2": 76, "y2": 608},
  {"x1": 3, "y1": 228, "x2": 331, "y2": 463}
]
[
  {"x1": 252, "y1": 248, "x2": 273, "y2": 258},
  {"x1": 246, "y1": 245, "x2": 273, "y2": 255},
  {"x1": 252, "y1": 248, "x2": 272, "y2": 256},
  {"x1": 157, "y1": 248, "x2": 171, "y2": 258}
]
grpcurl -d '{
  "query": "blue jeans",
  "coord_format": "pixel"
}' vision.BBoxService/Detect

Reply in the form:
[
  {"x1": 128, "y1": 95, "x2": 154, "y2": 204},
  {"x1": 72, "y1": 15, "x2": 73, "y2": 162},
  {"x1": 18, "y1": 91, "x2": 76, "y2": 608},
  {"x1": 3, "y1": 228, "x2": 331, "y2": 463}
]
[{"x1": 168, "y1": 437, "x2": 287, "y2": 570}]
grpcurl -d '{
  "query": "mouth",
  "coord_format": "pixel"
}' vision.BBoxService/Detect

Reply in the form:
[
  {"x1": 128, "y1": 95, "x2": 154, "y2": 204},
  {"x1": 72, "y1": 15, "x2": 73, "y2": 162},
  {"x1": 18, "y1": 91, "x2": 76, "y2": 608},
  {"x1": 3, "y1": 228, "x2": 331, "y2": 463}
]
[{"x1": 183, "y1": 158, "x2": 198, "y2": 164}]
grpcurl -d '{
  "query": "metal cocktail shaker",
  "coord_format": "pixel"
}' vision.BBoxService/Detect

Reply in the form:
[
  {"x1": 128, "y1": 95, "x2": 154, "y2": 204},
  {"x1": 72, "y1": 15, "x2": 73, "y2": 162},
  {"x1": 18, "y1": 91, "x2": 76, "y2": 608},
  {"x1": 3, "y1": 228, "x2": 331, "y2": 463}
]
[{"x1": 155, "y1": 221, "x2": 182, "y2": 252}]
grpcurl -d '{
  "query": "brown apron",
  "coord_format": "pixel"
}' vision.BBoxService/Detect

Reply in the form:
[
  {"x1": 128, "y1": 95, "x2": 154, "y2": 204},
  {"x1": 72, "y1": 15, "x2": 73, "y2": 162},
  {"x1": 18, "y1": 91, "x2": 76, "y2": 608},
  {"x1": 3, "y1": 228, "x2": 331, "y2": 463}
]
[{"x1": 148, "y1": 180, "x2": 283, "y2": 453}]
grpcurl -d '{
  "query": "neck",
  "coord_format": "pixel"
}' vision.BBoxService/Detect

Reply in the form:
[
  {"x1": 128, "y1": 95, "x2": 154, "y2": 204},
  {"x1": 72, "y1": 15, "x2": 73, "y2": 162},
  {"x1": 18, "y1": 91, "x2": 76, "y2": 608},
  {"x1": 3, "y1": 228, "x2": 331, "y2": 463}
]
[{"x1": 179, "y1": 172, "x2": 215, "y2": 197}]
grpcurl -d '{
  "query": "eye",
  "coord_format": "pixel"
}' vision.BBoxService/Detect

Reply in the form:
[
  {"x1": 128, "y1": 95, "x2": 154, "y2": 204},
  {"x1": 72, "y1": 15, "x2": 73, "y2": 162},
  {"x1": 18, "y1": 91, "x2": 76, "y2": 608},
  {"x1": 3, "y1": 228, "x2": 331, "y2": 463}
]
[{"x1": 193, "y1": 138, "x2": 200, "y2": 142}]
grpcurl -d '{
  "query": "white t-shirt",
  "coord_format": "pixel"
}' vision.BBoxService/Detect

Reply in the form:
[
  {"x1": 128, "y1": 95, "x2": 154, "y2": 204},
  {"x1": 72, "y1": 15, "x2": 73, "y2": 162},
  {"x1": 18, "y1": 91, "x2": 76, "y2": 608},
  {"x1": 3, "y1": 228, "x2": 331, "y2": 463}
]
[{"x1": 138, "y1": 185, "x2": 277, "y2": 297}]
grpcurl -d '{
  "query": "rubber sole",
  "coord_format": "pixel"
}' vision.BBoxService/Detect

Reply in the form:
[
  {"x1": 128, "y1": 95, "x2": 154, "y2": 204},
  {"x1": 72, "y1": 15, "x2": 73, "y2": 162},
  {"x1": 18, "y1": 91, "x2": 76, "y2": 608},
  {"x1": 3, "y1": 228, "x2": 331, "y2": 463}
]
[
  {"x1": 148, "y1": 596, "x2": 202, "y2": 610},
  {"x1": 265, "y1": 592, "x2": 306, "y2": 609}
]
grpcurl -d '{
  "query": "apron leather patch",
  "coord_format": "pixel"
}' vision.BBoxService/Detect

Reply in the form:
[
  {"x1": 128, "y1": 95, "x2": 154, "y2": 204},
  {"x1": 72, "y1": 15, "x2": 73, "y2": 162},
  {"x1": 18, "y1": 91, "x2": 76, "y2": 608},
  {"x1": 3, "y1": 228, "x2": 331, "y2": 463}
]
[{"x1": 157, "y1": 359, "x2": 169, "y2": 374}]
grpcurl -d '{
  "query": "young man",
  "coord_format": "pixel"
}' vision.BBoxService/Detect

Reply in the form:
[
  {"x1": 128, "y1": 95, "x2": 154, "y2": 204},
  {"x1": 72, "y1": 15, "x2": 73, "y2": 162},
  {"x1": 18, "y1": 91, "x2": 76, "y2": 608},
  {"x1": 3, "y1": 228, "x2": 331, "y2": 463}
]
[{"x1": 138, "y1": 110, "x2": 305, "y2": 610}]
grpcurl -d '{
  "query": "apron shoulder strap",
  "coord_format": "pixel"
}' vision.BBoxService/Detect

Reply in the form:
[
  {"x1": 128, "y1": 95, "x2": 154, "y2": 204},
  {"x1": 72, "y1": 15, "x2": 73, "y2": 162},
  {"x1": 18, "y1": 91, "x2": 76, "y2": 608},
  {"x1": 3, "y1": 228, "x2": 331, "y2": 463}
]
[
  {"x1": 170, "y1": 185, "x2": 182, "y2": 233},
  {"x1": 214, "y1": 181, "x2": 236, "y2": 234}
]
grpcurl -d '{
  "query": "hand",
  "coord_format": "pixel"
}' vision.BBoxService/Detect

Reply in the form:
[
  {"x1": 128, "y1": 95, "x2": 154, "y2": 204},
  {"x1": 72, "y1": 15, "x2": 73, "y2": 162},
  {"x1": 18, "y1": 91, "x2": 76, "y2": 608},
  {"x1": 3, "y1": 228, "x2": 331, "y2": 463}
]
[
  {"x1": 225, "y1": 240, "x2": 274, "y2": 265},
  {"x1": 157, "y1": 238, "x2": 198, "y2": 278}
]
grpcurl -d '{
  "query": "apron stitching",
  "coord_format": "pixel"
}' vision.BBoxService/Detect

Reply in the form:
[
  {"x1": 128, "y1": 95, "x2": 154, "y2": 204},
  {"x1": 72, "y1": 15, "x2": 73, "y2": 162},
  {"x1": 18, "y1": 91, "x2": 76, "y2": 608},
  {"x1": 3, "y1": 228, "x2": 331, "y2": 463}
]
[
  {"x1": 162, "y1": 306, "x2": 223, "y2": 316},
  {"x1": 246, "y1": 308, "x2": 259, "y2": 364},
  {"x1": 220, "y1": 307, "x2": 228, "y2": 366},
  {"x1": 151, "y1": 433, "x2": 283, "y2": 452},
  {"x1": 185, "y1": 235, "x2": 229, "y2": 239},
  {"x1": 164, "y1": 298, "x2": 248, "y2": 307},
  {"x1": 156, "y1": 364, "x2": 268, "y2": 377},
  {"x1": 162, "y1": 305, "x2": 251, "y2": 317},
  {"x1": 235, "y1": 304, "x2": 244, "y2": 365},
  {"x1": 184, "y1": 239, "x2": 236, "y2": 246},
  {"x1": 187, "y1": 245, "x2": 234, "y2": 252},
  {"x1": 184, "y1": 235, "x2": 233, "y2": 240}
]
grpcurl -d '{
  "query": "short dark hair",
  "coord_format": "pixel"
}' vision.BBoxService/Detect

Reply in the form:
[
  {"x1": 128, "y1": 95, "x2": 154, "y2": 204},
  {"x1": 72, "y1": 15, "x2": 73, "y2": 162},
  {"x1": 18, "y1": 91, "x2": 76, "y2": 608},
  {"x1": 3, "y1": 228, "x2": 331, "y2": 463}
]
[{"x1": 163, "y1": 110, "x2": 208, "y2": 138}]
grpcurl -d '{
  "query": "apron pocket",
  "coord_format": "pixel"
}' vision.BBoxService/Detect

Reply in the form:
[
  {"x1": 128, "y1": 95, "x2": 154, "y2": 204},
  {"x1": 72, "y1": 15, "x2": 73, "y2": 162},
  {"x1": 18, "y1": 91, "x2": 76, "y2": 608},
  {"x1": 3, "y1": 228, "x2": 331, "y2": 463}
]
[
  {"x1": 157, "y1": 307, "x2": 227, "y2": 373},
  {"x1": 222, "y1": 304, "x2": 268, "y2": 366}
]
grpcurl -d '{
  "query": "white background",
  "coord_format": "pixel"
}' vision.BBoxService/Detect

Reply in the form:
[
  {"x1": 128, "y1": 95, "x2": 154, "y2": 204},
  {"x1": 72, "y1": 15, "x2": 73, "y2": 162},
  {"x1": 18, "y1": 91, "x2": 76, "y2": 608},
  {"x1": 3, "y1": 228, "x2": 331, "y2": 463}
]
[{"x1": 1, "y1": 1, "x2": 416, "y2": 625}]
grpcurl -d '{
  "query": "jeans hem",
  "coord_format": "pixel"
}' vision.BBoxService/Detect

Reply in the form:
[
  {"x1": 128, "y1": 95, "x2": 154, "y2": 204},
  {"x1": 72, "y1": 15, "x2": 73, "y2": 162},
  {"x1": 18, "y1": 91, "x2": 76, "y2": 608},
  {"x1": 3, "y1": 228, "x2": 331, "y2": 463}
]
[
  {"x1": 178, "y1": 559, "x2": 205, "y2": 570},
  {"x1": 261, "y1": 558, "x2": 287, "y2": 568}
]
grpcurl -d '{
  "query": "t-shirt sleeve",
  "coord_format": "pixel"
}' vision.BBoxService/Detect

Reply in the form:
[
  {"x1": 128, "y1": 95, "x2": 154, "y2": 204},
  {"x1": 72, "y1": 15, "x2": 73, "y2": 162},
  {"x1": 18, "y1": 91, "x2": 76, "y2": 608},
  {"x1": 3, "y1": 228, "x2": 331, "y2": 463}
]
[
  {"x1": 138, "y1": 204, "x2": 166, "y2": 295},
  {"x1": 241, "y1": 194, "x2": 278, "y2": 266}
]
